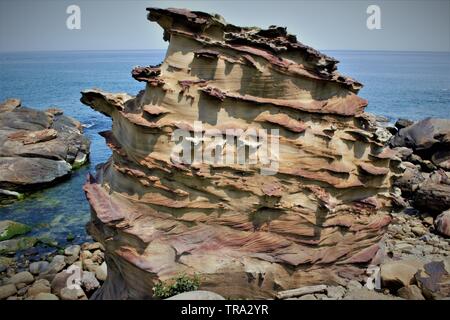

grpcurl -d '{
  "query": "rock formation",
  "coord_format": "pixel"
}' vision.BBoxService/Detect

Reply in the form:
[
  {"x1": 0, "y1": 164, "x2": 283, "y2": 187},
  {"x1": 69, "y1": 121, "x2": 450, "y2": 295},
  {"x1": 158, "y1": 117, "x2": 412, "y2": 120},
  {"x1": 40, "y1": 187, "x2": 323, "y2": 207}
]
[
  {"x1": 81, "y1": 8, "x2": 403, "y2": 299},
  {"x1": 0, "y1": 99, "x2": 90, "y2": 202}
]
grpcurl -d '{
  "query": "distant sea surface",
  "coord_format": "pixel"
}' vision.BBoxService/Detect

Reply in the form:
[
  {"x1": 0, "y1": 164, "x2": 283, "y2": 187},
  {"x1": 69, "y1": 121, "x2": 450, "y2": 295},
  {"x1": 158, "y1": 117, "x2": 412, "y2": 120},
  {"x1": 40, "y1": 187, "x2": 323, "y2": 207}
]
[{"x1": 0, "y1": 50, "x2": 449, "y2": 248}]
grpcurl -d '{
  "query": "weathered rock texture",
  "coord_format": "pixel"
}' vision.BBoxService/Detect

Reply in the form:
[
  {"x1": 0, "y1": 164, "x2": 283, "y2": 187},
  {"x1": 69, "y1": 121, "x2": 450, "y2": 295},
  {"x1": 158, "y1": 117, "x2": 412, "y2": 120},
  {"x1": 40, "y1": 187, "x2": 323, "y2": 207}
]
[
  {"x1": 0, "y1": 99, "x2": 90, "y2": 201},
  {"x1": 81, "y1": 8, "x2": 402, "y2": 299}
]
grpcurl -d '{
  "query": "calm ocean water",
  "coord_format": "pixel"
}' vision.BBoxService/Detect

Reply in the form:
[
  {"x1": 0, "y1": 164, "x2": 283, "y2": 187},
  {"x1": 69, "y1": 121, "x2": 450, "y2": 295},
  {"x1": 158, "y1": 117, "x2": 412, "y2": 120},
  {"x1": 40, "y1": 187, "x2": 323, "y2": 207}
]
[{"x1": 0, "y1": 50, "x2": 449, "y2": 248}]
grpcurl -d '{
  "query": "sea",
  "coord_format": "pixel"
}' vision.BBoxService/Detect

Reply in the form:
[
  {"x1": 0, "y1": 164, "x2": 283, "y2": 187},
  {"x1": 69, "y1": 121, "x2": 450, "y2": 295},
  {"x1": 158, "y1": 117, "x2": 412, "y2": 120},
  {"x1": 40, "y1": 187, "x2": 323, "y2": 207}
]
[{"x1": 0, "y1": 50, "x2": 449, "y2": 251}]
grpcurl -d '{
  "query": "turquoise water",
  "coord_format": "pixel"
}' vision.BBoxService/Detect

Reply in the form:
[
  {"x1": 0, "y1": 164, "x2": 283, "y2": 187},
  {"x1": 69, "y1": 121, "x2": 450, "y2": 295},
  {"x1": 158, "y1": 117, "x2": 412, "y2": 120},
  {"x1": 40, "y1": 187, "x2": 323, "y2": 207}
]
[{"x1": 0, "y1": 50, "x2": 449, "y2": 249}]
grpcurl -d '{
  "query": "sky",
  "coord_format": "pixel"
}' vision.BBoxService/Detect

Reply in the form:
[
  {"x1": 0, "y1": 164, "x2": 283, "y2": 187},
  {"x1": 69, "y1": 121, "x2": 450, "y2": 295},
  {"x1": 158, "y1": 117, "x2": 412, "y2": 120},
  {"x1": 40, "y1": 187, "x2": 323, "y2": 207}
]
[{"x1": 0, "y1": 0, "x2": 449, "y2": 52}]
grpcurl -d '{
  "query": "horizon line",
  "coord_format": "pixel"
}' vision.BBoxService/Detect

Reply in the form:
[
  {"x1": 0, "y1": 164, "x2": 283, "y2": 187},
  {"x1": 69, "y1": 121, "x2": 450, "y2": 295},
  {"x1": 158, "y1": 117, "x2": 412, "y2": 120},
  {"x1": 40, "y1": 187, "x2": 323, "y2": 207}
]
[{"x1": 0, "y1": 48, "x2": 449, "y2": 54}]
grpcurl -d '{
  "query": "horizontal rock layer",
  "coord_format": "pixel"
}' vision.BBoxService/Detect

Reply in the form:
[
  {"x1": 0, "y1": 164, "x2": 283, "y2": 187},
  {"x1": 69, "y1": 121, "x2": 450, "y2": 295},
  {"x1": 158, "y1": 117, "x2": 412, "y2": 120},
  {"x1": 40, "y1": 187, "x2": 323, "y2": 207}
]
[{"x1": 82, "y1": 7, "x2": 402, "y2": 299}]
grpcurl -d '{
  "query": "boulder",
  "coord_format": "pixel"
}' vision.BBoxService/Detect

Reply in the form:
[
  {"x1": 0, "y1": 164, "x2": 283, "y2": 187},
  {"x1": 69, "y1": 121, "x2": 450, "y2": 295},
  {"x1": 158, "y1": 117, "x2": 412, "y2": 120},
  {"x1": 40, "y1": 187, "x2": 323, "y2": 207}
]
[
  {"x1": 0, "y1": 100, "x2": 90, "y2": 200},
  {"x1": 0, "y1": 220, "x2": 31, "y2": 241},
  {"x1": 394, "y1": 118, "x2": 414, "y2": 130},
  {"x1": 415, "y1": 260, "x2": 450, "y2": 299},
  {"x1": 391, "y1": 118, "x2": 450, "y2": 151},
  {"x1": 380, "y1": 260, "x2": 424, "y2": 289},
  {"x1": 413, "y1": 171, "x2": 450, "y2": 213},
  {"x1": 80, "y1": 7, "x2": 402, "y2": 299},
  {"x1": 0, "y1": 237, "x2": 37, "y2": 254},
  {"x1": 435, "y1": 209, "x2": 450, "y2": 237},
  {"x1": 397, "y1": 285, "x2": 425, "y2": 300}
]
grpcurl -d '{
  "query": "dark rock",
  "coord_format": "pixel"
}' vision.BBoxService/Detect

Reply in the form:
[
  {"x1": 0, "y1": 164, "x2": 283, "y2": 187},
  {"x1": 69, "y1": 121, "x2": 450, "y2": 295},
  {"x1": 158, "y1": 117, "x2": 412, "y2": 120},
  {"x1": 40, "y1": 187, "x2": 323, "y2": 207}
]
[
  {"x1": 413, "y1": 171, "x2": 450, "y2": 214},
  {"x1": 415, "y1": 260, "x2": 450, "y2": 299},
  {"x1": 395, "y1": 118, "x2": 414, "y2": 130},
  {"x1": 391, "y1": 118, "x2": 450, "y2": 151}
]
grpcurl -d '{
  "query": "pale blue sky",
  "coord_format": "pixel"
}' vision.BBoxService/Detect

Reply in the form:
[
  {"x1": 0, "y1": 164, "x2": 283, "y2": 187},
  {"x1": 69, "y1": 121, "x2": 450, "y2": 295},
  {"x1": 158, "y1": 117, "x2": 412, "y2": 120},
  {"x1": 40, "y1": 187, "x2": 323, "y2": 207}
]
[{"x1": 0, "y1": 0, "x2": 449, "y2": 52}]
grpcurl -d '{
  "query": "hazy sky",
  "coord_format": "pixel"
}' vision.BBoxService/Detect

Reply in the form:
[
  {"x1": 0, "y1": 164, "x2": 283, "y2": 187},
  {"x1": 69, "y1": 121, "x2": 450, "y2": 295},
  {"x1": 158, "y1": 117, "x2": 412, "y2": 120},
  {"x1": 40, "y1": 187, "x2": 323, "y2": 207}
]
[{"x1": 0, "y1": 0, "x2": 449, "y2": 52}]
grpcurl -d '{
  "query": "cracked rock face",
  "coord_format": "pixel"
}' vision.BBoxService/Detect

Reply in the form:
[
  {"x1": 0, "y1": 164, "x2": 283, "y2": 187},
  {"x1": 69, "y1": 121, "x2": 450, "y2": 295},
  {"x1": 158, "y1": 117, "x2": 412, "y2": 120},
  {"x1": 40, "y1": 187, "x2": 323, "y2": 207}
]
[
  {"x1": 81, "y1": 8, "x2": 402, "y2": 299},
  {"x1": 0, "y1": 99, "x2": 90, "y2": 201}
]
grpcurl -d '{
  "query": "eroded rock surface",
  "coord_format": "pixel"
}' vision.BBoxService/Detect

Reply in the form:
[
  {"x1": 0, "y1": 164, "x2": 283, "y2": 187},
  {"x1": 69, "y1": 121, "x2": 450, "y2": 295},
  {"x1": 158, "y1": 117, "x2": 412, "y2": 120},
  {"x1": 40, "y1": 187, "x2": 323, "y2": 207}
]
[
  {"x1": 0, "y1": 99, "x2": 90, "y2": 202},
  {"x1": 81, "y1": 8, "x2": 403, "y2": 299}
]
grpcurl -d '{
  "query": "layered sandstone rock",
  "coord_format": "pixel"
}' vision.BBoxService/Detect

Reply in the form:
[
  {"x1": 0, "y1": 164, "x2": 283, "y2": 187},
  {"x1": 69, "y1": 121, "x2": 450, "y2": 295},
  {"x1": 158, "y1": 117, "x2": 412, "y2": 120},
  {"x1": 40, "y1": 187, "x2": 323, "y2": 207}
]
[
  {"x1": 81, "y1": 8, "x2": 402, "y2": 299},
  {"x1": 0, "y1": 99, "x2": 90, "y2": 202}
]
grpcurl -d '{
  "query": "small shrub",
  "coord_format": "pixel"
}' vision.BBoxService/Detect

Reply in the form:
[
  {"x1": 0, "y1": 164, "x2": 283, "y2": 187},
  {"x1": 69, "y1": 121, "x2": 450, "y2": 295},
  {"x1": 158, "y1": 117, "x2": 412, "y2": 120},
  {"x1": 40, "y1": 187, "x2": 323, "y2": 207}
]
[{"x1": 152, "y1": 273, "x2": 200, "y2": 299}]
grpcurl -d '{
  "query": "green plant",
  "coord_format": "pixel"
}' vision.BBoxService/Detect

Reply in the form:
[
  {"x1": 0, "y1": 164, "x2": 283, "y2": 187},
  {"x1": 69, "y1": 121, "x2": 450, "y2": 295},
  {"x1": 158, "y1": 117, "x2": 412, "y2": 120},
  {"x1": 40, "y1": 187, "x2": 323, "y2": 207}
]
[{"x1": 152, "y1": 273, "x2": 200, "y2": 299}]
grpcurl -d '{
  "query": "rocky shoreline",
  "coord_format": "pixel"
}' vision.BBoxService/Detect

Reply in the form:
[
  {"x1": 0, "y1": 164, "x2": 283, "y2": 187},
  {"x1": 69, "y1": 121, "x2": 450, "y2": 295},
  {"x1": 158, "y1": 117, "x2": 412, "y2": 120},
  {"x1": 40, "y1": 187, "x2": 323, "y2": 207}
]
[{"x1": 0, "y1": 98, "x2": 90, "y2": 204}]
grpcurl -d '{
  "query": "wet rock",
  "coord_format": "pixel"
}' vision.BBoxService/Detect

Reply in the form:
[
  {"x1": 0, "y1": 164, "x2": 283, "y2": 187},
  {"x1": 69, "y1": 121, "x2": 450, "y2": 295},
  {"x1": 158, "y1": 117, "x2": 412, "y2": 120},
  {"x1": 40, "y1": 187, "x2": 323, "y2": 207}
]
[
  {"x1": 0, "y1": 237, "x2": 37, "y2": 255},
  {"x1": 435, "y1": 209, "x2": 450, "y2": 237},
  {"x1": 397, "y1": 285, "x2": 425, "y2": 300},
  {"x1": 0, "y1": 284, "x2": 17, "y2": 300},
  {"x1": 166, "y1": 290, "x2": 225, "y2": 300},
  {"x1": 29, "y1": 261, "x2": 50, "y2": 275},
  {"x1": 0, "y1": 220, "x2": 31, "y2": 241}
]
